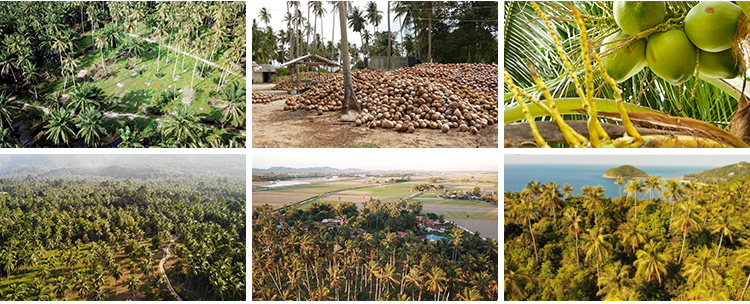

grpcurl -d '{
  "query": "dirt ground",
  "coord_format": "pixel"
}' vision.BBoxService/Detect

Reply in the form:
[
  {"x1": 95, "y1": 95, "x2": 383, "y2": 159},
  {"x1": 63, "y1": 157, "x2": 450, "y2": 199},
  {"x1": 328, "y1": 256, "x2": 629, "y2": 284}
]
[
  {"x1": 252, "y1": 84, "x2": 498, "y2": 148},
  {"x1": 447, "y1": 218, "x2": 498, "y2": 239}
]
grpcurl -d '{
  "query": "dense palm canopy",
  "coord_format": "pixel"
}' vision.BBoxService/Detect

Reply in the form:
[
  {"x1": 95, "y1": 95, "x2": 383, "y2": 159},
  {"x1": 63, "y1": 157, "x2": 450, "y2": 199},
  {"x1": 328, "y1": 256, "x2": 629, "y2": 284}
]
[
  {"x1": 0, "y1": 175, "x2": 245, "y2": 300},
  {"x1": 504, "y1": 1, "x2": 750, "y2": 148},
  {"x1": 506, "y1": 175, "x2": 750, "y2": 300},
  {"x1": 0, "y1": 1, "x2": 246, "y2": 148},
  {"x1": 253, "y1": 200, "x2": 498, "y2": 301}
]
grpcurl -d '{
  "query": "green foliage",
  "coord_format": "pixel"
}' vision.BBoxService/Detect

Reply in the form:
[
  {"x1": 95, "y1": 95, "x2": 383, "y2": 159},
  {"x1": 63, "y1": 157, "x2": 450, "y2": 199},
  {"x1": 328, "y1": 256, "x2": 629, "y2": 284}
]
[
  {"x1": 605, "y1": 165, "x2": 649, "y2": 179},
  {"x1": 506, "y1": 176, "x2": 750, "y2": 300}
]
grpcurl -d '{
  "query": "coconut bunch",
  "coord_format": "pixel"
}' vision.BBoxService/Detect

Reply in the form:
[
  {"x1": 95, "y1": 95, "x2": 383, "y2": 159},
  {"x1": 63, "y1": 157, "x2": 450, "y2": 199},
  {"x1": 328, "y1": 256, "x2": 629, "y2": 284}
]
[
  {"x1": 252, "y1": 92, "x2": 284, "y2": 104},
  {"x1": 272, "y1": 72, "x2": 337, "y2": 90},
  {"x1": 602, "y1": 1, "x2": 742, "y2": 86},
  {"x1": 285, "y1": 63, "x2": 498, "y2": 134}
]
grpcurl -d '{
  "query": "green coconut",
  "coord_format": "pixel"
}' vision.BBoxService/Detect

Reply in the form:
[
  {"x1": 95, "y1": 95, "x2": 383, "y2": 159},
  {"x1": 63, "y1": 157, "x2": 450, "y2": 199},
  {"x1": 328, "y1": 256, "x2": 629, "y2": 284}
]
[
  {"x1": 600, "y1": 31, "x2": 648, "y2": 83},
  {"x1": 699, "y1": 49, "x2": 741, "y2": 79},
  {"x1": 685, "y1": 1, "x2": 741, "y2": 52},
  {"x1": 646, "y1": 29, "x2": 697, "y2": 85},
  {"x1": 614, "y1": 1, "x2": 667, "y2": 36}
]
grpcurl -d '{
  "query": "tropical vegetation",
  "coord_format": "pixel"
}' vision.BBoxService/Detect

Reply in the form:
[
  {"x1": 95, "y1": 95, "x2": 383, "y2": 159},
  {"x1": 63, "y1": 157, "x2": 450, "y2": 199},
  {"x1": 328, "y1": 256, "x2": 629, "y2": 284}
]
[
  {"x1": 0, "y1": 1, "x2": 246, "y2": 147},
  {"x1": 504, "y1": 1, "x2": 750, "y2": 148},
  {"x1": 253, "y1": 1, "x2": 498, "y2": 69},
  {"x1": 0, "y1": 175, "x2": 245, "y2": 300},
  {"x1": 252, "y1": 199, "x2": 498, "y2": 300},
  {"x1": 505, "y1": 176, "x2": 750, "y2": 300}
]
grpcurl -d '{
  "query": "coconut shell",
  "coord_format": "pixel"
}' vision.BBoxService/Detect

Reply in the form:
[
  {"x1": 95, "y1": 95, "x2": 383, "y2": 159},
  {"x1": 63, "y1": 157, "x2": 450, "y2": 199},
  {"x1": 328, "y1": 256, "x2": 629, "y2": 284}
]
[
  {"x1": 699, "y1": 49, "x2": 741, "y2": 79},
  {"x1": 685, "y1": 1, "x2": 741, "y2": 52},
  {"x1": 646, "y1": 29, "x2": 697, "y2": 85},
  {"x1": 614, "y1": 1, "x2": 667, "y2": 36},
  {"x1": 601, "y1": 31, "x2": 648, "y2": 83}
]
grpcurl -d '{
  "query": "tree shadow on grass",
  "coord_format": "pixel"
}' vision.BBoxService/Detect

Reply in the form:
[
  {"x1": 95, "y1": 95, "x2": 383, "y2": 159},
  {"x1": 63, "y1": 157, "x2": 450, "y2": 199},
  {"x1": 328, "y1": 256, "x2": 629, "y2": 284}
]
[{"x1": 115, "y1": 89, "x2": 154, "y2": 114}]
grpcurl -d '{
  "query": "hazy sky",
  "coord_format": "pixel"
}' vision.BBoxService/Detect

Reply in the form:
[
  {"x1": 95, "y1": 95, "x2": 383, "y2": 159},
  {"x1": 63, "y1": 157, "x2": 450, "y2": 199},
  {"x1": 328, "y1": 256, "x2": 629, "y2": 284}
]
[
  {"x1": 505, "y1": 154, "x2": 750, "y2": 167},
  {"x1": 253, "y1": 150, "x2": 498, "y2": 171}
]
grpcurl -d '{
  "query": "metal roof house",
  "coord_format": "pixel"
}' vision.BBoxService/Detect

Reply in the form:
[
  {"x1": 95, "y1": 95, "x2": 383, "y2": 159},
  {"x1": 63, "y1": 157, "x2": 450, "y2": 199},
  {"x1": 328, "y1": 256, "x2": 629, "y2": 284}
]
[{"x1": 252, "y1": 61, "x2": 276, "y2": 84}]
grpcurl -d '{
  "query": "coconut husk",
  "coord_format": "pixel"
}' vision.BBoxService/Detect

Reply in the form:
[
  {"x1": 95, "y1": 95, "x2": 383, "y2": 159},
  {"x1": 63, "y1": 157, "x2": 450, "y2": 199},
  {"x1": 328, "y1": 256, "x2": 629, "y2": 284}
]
[{"x1": 730, "y1": 11, "x2": 750, "y2": 144}]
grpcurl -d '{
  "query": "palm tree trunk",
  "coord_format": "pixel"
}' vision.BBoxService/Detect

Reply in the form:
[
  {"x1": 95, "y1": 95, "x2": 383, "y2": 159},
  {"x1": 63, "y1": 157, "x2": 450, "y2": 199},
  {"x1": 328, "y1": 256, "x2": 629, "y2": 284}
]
[
  {"x1": 156, "y1": 39, "x2": 161, "y2": 73},
  {"x1": 715, "y1": 233, "x2": 724, "y2": 259},
  {"x1": 528, "y1": 222, "x2": 538, "y2": 263},
  {"x1": 741, "y1": 272, "x2": 750, "y2": 300},
  {"x1": 575, "y1": 235, "x2": 581, "y2": 268},
  {"x1": 191, "y1": 57, "x2": 198, "y2": 88},
  {"x1": 100, "y1": 47, "x2": 106, "y2": 74},
  {"x1": 669, "y1": 201, "x2": 676, "y2": 232},
  {"x1": 679, "y1": 229, "x2": 688, "y2": 264}
]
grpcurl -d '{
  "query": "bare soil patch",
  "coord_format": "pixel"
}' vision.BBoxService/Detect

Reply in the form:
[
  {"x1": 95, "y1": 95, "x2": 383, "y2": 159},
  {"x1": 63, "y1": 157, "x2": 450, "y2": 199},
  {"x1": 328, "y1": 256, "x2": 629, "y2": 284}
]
[
  {"x1": 448, "y1": 218, "x2": 499, "y2": 239},
  {"x1": 251, "y1": 91, "x2": 498, "y2": 148}
]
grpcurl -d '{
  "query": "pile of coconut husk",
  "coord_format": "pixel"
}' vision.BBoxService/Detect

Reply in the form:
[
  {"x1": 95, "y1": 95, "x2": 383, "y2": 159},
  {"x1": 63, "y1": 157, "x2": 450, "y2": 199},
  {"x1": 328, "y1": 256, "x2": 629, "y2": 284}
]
[
  {"x1": 284, "y1": 63, "x2": 498, "y2": 134},
  {"x1": 252, "y1": 92, "x2": 284, "y2": 104}
]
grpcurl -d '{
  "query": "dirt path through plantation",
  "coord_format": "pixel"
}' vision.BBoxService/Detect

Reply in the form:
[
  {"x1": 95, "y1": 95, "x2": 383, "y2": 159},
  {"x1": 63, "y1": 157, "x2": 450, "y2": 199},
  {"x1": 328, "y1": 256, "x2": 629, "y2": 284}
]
[
  {"x1": 252, "y1": 87, "x2": 498, "y2": 148},
  {"x1": 159, "y1": 235, "x2": 182, "y2": 301},
  {"x1": 128, "y1": 33, "x2": 245, "y2": 80}
]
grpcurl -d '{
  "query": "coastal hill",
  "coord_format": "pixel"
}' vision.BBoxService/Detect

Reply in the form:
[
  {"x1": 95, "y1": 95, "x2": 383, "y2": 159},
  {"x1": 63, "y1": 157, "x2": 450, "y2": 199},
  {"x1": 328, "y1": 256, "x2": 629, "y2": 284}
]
[
  {"x1": 603, "y1": 165, "x2": 649, "y2": 179},
  {"x1": 684, "y1": 161, "x2": 750, "y2": 183}
]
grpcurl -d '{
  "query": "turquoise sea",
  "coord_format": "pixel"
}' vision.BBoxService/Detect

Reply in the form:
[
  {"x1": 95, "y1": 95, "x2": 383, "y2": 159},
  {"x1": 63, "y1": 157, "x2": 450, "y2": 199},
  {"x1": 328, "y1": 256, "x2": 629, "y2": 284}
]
[{"x1": 504, "y1": 164, "x2": 713, "y2": 200}]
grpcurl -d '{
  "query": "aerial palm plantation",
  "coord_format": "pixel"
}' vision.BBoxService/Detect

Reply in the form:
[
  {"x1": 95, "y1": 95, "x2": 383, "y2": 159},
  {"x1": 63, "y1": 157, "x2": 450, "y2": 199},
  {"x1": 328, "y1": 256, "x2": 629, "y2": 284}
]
[
  {"x1": 252, "y1": 200, "x2": 498, "y2": 301},
  {"x1": 0, "y1": 156, "x2": 246, "y2": 300},
  {"x1": 505, "y1": 173, "x2": 750, "y2": 300},
  {"x1": 0, "y1": 1, "x2": 246, "y2": 147},
  {"x1": 504, "y1": 1, "x2": 750, "y2": 148}
]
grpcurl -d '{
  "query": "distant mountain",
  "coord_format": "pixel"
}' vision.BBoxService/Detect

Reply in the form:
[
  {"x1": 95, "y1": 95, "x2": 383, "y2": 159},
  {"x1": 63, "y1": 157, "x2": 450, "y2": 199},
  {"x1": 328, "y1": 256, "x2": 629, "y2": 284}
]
[
  {"x1": 603, "y1": 165, "x2": 649, "y2": 179},
  {"x1": 684, "y1": 161, "x2": 750, "y2": 183},
  {"x1": 253, "y1": 166, "x2": 364, "y2": 173},
  {"x1": 0, "y1": 155, "x2": 245, "y2": 179}
]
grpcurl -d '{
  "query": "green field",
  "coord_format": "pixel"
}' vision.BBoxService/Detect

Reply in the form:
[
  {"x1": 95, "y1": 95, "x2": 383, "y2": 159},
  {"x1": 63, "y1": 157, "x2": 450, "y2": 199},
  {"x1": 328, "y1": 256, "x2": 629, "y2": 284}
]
[{"x1": 43, "y1": 31, "x2": 244, "y2": 120}]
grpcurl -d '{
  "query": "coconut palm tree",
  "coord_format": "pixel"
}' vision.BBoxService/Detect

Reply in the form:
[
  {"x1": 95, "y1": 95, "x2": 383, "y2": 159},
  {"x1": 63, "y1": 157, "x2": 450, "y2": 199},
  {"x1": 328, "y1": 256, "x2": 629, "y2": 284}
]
[
  {"x1": 504, "y1": 258, "x2": 531, "y2": 301},
  {"x1": 614, "y1": 177, "x2": 624, "y2": 198},
  {"x1": 0, "y1": 90, "x2": 20, "y2": 132},
  {"x1": 563, "y1": 208, "x2": 583, "y2": 268},
  {"x1": 644, "y1": 175, "x2": 664, "y2": 203},
  {"x1": 562, "y1": 183, "x2": 575, "y2": 198},
  {"x1": 736, "y1": 245, "x2": 750, "y2": 300},
  {"x1": 708, "y1": 211, "x2": 741, "y2": 258},
  {"x1": 75, "y1": 107, "x2": 106, "y2": 147},
  {"x1": 163, "y1": 105, "x2": 200, "y2": 144},
  {"x1": 126, "y1": 274, "x2": 140, "y2": 300},
  {"x1": 663, "y1": 178, "x2": 684, "y2": 231},
  {"x1": 366, "y1": 1, "x2": 382, "y2": 55},
  {"x1": 625, "y1": 179, "x2": 645, "y2": 221},
  {"x1": 540, "y1": 182, "x2": 562, "y2": 222},
  {"x1": 44, "y1": 107, "x2": 77, "y2": 146},
  {"x1": 68, "y1": 83, "x2": 106, "y2": 115},
  {"x1": 258, "y1": 7, "x2": 271, "y2": 26},
  {"x1": 683, "y1": 246, "x2": 721, "y2": 285},
  {"x1": 597, "y1": 262, "x2": 636, "y2": 300},
  {"x1": 633, "y1": 240, "x2": 669, "y2": 285},
  {"x1": 348, "y1": 5, "x2": 368, "y2": 57},
  {"x1": 583, "y1": 227, "x2": 611, "y2": 281},
  {"x1": 619, "y1": 221, "x2": 647, "y2": 254},
  {"x1": 513, "y1": 189, "x2": 540, "y2": 263},
  {"x1": 672, "y1": 199, "x2": 703, "y2": 264},
  {"x1": 582, "y1": 185, "x2": 604, "y2": 226},
  {"x1": 424, "y1": 266, "x2": 446, "y2": 301},
  {"x1": 220, "y1": 80, "x2": 246, "y2": 128}
]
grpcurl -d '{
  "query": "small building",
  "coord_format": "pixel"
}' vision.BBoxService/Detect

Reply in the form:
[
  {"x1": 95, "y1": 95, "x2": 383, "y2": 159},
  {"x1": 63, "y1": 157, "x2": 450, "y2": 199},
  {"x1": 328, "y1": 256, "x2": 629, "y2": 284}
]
[
  {"x1": 425, "y1": 234, "x2": 448, "y2": 243},
  {"x1": 366, "y1": 56, "x2": 421, "y2": 71},
  {"x1": 252, "y1": 61, "x2": 276, "y2": 83}
]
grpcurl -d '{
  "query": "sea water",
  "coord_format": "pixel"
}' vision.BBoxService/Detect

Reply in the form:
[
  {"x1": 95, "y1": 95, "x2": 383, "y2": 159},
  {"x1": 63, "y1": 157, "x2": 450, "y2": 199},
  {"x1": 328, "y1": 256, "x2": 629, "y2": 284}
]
[{"x1": 504, "y1": 164, "x2": 712, "y2": 200}]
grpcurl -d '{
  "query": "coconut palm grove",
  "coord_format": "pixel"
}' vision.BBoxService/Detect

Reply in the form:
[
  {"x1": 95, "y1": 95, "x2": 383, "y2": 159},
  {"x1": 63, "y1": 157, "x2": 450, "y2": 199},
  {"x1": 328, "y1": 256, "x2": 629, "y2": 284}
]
[
  {"x1": 505, "y1": 175, "x2": 750, "y2": 301},
  {"x1": 252, "y1": 200, "x2": 498, "y2": 300},
  {"x1": 0, "y1": 1, "x2": 246, "y2": 148},
  {"x1": 0, "y1": 155, "x2": 246, "y2": 300}
]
